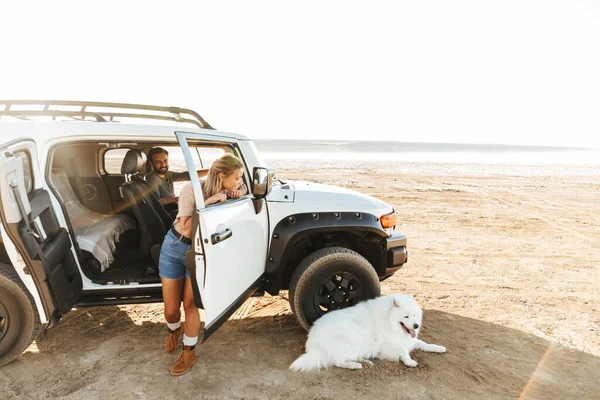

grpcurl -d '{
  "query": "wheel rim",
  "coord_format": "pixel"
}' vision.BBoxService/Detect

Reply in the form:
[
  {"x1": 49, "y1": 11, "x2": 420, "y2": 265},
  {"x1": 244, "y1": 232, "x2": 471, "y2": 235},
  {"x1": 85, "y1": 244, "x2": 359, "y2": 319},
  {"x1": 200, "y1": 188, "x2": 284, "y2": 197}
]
[
  {"x1": 314, "y1": 271, "x2": 363, "y2": 315},
  {"x1": 0, "y1": 300, "x2": 9, "y2": 342}
]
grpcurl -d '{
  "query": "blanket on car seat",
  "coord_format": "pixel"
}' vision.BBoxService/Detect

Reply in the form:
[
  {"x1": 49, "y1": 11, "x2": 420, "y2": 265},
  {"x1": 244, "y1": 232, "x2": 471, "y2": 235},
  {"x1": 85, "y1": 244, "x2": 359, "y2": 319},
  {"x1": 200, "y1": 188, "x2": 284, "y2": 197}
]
[{"x1": 50, "y1": 169, "x2": 136, "y2": 272}]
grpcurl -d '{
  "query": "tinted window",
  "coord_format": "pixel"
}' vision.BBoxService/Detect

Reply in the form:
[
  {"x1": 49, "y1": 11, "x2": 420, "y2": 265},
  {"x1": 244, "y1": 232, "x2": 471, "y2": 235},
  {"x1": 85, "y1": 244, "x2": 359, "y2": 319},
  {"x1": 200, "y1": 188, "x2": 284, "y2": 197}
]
[{"x1": 103, "y1": 148, "x2": 130, "y2": 174}]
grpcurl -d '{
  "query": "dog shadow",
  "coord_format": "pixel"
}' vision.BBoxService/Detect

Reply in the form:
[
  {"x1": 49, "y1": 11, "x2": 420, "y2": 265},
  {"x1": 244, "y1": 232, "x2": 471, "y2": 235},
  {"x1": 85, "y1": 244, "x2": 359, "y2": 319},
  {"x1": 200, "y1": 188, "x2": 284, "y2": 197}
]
[
  {"x1": 214, "y1": 308, "x2": 599, "y2": 400},
  {"x1": 2, "y1": 305, "x2": 598, "y2": 400}
]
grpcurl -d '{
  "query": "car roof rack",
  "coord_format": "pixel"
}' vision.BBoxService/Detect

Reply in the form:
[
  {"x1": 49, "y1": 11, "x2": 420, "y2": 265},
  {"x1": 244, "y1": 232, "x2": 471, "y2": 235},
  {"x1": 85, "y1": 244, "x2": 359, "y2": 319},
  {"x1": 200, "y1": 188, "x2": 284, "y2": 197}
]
[{"x1": 0, "y1": 100, "x2": 214, "y2": 129}]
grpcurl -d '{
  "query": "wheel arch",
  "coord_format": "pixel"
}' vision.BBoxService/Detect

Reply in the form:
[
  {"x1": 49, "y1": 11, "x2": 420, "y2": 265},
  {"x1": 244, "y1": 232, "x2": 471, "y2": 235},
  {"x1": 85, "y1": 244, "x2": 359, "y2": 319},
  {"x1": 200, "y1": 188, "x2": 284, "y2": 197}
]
[
  {"x1": 0, "y1": 261, "x2": 42, "y2": 366},
  {"x1": 263, "y1": 212, "x2": 388, "y2": 295},
  {"x1": 0, "y1": 225, "x2": 48, "y2": 326}
]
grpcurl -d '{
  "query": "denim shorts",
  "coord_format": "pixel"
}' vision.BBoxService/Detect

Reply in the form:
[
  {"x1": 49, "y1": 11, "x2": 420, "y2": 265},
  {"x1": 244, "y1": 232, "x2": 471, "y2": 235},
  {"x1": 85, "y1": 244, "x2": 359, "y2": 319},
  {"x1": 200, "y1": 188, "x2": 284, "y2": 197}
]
[{"x1": 158, "y1": 229, "x2": 191, "y2": 280}]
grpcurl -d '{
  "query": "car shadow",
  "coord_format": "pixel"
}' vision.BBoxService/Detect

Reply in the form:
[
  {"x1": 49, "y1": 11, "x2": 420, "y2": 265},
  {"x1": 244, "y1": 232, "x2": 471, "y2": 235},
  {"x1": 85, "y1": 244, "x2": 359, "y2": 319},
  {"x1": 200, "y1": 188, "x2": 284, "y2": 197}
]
[{"x1": 1, "y1": 305, "x2": 598, "y2": 400}]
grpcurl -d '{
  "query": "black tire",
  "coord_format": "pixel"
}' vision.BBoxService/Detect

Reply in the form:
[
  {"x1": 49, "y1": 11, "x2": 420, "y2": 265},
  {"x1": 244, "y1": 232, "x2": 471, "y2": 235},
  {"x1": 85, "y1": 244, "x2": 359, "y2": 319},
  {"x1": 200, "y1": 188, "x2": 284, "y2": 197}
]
[
  {"x1": 288, "y1": 247, "x2": 380, "y2": 331},
  {"x1": 0, "y1": 262, "x2": 41, "y2": 367}
]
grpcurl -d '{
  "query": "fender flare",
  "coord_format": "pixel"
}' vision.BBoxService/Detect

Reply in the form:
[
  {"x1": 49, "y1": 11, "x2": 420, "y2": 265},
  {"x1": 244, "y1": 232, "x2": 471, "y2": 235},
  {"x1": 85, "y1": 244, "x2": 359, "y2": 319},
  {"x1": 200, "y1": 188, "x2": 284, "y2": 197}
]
[{"x1": 263, "y1": 211, "x2": 387, "y2": 294}]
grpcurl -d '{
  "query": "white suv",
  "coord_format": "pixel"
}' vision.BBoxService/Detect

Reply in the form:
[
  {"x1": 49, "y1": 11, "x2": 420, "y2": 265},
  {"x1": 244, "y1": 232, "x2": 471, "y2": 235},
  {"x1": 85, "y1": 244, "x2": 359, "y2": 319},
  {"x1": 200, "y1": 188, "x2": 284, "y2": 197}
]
[{"x1": 0, "y1": 100, "x2": 408, "y2": 366}]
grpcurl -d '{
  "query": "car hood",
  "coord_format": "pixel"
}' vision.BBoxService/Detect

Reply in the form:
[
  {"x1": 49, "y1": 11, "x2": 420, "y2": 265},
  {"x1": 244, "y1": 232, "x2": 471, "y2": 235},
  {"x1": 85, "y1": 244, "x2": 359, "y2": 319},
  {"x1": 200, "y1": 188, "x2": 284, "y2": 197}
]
[{"x1": 269, "y1": 180, "x2": 393, "y2": 216}]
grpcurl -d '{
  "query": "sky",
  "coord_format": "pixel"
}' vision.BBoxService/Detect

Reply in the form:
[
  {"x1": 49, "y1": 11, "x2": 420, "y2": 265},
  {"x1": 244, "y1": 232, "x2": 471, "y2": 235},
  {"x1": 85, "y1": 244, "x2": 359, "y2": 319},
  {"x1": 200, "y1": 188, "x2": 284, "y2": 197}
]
[{"x1": 1, "y1": 1, "x2": 599, "y2": 149}]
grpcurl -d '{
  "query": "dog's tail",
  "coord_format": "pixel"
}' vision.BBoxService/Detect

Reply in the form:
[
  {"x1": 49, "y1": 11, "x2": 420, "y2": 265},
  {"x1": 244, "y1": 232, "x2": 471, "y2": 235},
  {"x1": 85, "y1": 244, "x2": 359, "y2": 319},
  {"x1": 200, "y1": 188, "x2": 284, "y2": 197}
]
[{"x1": 289, "y1": 350, "x2": 327, "y2": 372}]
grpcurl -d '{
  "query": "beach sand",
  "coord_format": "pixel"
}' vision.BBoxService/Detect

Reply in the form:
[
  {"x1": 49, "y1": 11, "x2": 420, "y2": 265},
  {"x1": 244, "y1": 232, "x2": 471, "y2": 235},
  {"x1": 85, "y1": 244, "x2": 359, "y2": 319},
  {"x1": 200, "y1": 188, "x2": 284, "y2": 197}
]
[{"x1": 2, "y1": 160, "x2": 598, "y2": 399}]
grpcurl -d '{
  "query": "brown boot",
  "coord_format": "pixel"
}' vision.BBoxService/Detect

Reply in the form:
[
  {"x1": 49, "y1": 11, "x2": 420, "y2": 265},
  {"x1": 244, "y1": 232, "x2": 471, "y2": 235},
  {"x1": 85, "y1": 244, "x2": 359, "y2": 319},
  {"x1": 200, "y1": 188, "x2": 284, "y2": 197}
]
[
  {"x1": 170, "y1": 346, "x2": 196, "y2": 376},
  {"x1": 165, "y1": 323, "x2": 184, "y2": 354}
]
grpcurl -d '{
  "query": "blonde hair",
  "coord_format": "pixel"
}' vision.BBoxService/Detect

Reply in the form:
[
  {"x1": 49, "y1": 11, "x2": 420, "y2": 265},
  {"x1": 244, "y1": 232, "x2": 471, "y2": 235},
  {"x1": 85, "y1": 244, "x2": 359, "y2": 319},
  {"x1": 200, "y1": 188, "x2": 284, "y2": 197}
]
[{"x1": 203, "y1": 154, "x2": 245, "y2": 198}]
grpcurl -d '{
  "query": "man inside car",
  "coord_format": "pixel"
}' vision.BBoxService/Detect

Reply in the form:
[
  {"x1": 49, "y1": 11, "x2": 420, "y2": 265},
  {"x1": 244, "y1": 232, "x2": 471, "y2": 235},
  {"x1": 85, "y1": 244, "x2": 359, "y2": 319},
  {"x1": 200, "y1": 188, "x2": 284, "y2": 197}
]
[{"x1": 145, "y1": 146, "x2": 208, "y2": 207}]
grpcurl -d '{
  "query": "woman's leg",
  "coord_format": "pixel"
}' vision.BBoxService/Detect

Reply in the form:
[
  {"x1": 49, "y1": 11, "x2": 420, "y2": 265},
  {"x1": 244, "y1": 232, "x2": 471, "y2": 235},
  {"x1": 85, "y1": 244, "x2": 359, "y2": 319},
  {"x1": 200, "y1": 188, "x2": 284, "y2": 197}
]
[
  {"x1": 161, "y1": 277, "x2": 185, "y2": 354},
  {"x1": 161, "y1": 277, "x2": 184, "y2": 324},
  {"x1": 182, "y1": 276, "x2": 201, "y2": 340},
  {"x1": 170, "y1": 277, "x2": 200, "y2": 376},
  {"x1": 158, "y1": 230, "x2": 187, "y2": 333},
  {"x1": 159, "y1": 230, "x2": 191, "y2": 359}
]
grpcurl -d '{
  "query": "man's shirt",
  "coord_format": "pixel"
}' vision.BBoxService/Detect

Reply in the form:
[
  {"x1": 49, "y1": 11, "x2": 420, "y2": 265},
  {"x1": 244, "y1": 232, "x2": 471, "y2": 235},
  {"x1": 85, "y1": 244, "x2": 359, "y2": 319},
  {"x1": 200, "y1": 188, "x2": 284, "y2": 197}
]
[{"x1": 145, "y1": 170, "x2": 190, "y2": 199}]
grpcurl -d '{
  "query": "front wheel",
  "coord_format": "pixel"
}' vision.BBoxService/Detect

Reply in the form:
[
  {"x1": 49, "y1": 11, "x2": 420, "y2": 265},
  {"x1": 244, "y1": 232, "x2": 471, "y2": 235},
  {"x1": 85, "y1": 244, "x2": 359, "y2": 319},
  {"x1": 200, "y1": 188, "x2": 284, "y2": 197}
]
[
  {"x1": 0, "y1": 263, "x2": 41, "y2": 367},
  {"x1": 288, "y1": 247, "x2": 380, "y2": 331}
]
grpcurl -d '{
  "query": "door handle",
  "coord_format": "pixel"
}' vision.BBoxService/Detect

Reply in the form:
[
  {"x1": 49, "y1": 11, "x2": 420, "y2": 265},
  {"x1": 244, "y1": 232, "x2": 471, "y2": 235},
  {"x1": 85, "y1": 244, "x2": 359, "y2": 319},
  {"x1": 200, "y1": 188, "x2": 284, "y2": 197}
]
[{"x1": 211, "y1": 228, "x2": 232, "y2": 244}]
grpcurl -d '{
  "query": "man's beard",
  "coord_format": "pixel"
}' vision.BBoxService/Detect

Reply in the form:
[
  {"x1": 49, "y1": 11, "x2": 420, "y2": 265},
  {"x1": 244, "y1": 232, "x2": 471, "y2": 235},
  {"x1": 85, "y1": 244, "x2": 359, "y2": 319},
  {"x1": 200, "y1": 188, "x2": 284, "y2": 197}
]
[{"x1": 155, "y1": 166, "x2": 169, "y2": 174}]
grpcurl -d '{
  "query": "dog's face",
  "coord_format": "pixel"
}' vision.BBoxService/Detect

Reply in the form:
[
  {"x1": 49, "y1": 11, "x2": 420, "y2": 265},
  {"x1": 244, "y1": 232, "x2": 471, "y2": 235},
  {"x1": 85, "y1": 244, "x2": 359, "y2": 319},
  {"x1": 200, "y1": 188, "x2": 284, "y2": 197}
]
[{"x1": 389, "y1": 294, "x2": 423, "y2": 339}]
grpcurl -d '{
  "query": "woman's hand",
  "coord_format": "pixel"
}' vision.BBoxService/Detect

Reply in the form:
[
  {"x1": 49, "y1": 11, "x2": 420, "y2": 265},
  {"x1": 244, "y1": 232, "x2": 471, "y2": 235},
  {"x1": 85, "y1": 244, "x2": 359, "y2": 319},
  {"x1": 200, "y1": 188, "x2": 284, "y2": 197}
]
[
  {"x1": 226, "y1": 183, "x2": 248, "y2": 199},
  {"x1": 228, "y1": 189, "x2": 243, "y2": 199},
  {"x1": 205, "y1": 193, "x2": 227, "y2": 206}
]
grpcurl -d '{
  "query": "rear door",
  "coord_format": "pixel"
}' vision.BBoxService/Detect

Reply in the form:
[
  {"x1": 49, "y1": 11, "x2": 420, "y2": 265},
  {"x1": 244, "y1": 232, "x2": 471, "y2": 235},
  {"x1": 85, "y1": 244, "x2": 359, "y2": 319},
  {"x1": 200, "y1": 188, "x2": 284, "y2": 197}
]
[
  {"x1": 0, "y1": 140, "x2": 82, "y2": 324},
  {"x1": 176, "y1": 132, "x2": 269, "y2": 340}
]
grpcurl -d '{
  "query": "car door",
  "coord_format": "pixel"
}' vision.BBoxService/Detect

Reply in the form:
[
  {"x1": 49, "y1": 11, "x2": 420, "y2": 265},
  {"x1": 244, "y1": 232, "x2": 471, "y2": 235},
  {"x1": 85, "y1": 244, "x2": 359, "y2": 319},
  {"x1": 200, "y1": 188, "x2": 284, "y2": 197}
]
[
  {"x1": 176, "y1": 132, "x2": 270, "y2": 340},
  {"x1": 0, "y1": 140, "x2": 82, "y2": 325}
]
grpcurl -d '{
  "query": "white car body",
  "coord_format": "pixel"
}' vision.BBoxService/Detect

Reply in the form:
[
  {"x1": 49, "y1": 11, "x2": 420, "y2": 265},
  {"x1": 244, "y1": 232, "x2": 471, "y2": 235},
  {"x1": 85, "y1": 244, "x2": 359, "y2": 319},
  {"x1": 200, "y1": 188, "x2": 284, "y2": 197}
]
[{"x1": 0, "y1": 101, "x2": 408, "y2": 366}]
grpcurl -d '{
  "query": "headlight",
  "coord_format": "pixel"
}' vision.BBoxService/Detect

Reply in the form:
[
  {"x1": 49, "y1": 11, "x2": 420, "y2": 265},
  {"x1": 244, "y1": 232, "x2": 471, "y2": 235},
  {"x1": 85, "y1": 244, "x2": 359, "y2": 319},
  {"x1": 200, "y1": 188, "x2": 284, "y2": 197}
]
[{"x1": 380, "y1": 212, "x2": 397, "y2": 229}]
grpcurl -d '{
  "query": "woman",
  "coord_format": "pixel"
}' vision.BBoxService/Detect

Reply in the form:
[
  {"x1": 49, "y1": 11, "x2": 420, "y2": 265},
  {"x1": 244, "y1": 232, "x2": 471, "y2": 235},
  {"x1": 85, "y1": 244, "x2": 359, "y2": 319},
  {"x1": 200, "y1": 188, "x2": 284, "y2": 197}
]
[{"x1": 158, "y1": 153, "x2": 247, "y2": 376}]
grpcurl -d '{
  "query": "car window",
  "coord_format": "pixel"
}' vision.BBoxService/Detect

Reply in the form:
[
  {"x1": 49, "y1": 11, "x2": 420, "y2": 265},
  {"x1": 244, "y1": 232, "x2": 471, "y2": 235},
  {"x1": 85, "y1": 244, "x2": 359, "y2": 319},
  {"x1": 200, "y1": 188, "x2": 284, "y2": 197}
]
[
  {"x1": 103, "y1": 148, "x2": 131, "y2": 175},
  {"x1": 197, "y1": 147, "x2": 227, "y2": 168},
  {"x1": 14, "y1": 151, "x2": 33, "y2": 193},
  {"x1": 149, "y1": 146, "x2": 227, "y2": 196}
]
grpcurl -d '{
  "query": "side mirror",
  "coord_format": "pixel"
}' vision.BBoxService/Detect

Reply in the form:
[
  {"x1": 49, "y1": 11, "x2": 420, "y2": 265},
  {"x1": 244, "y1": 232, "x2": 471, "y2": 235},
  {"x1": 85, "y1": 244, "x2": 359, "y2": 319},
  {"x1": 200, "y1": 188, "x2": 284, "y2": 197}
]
[{"x1": 252, "y1": 167, "x2": 274, "y2": 199}]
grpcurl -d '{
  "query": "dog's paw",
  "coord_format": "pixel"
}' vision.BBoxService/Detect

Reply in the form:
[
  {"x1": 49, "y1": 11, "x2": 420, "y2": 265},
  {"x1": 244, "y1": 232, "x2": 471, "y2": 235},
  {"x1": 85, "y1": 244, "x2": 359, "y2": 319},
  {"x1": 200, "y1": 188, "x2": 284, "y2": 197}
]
[
  {"x1": 403, "y1": 359, "x2": 418, "y2": 367},
  {"x1": 434, "y1": 345, "x2": 446, "y2": 353},
  {"x1": 362, "y1": 360, "x2": 374, "y2": 366},
  {"x1": 334, "y1": 361, "x2": 363, "y2": 370}
]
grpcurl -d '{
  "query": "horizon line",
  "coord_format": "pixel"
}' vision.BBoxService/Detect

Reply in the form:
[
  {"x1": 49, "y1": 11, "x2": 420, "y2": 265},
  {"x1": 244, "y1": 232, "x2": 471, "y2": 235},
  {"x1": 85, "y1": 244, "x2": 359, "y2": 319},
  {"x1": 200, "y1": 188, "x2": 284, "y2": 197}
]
[{"x1": 251, "y1": 138, "x2": 597, "y2": 151}]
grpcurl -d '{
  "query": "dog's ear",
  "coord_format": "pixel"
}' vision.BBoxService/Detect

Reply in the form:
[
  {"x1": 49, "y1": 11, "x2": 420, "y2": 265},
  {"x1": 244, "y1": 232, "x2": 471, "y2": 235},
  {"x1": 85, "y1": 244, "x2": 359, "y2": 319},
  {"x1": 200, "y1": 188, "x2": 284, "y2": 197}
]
[{"x1": 393, "y1": 297, "x2": 400, "y2": 308}]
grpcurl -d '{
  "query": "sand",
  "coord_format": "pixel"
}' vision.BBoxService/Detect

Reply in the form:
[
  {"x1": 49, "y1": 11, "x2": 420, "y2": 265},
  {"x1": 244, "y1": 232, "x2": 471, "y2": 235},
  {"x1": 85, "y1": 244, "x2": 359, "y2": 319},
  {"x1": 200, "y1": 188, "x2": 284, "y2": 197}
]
[{"x1": 1, "y1": 160, "x2": 598, "y2": 399}]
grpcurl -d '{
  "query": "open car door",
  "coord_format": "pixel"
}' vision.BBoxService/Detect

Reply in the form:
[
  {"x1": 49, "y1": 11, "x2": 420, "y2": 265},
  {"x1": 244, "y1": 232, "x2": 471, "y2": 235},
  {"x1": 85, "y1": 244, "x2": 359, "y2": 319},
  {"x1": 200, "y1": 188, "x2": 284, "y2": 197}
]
[
  {"x1": 176, "y1": 132, "x2": 269, "y2": 341},
  {"x1": 0, "y1": 140, "x2": 82, "y2": 326}
]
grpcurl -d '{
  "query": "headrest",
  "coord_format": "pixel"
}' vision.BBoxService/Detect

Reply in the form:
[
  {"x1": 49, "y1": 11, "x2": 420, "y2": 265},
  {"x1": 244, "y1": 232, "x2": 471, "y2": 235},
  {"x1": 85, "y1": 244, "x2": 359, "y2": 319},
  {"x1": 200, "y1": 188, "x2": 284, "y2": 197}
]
[{"x1": 121, "y1": 150, "x2": 146, "y2": 175}]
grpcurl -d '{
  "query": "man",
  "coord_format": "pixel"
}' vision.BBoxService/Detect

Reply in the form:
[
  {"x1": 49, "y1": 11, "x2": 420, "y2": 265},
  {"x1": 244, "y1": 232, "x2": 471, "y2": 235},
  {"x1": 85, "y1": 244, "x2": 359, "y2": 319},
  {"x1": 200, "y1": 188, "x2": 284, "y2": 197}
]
[{"x1": 145, "y1": 147, "x2": 208, "y2": 207}]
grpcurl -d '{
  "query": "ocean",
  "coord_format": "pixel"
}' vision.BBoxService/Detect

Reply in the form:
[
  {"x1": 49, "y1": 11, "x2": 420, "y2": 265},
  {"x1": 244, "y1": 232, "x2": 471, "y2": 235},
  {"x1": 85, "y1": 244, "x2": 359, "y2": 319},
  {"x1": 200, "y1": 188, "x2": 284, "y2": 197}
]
[
  {"x1": 253, "y1": 140, "x2": 600, "y2": 166},
  {"x1": 252, "y1": 140, "x2": 600, "y2": 180}
]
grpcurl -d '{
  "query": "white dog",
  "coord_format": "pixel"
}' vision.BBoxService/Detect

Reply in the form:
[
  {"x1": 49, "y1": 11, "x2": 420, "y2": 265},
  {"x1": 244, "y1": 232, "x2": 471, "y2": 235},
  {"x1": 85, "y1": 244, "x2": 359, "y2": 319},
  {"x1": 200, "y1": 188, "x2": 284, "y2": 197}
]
[{"x1": 289, "y1": 294, "x2": 446, "y2": 372}]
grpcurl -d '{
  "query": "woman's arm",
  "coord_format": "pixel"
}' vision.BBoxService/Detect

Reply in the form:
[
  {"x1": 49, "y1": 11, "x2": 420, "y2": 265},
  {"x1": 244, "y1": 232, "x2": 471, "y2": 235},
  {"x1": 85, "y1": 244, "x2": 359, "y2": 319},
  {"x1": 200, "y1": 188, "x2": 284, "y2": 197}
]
[
  {"x1": 227, "y1": 182, "x2": 248, "y2": 199},
  {"x1": 205, "y1": 192, "x2": 227, "y2": 206},
  {"x1": 178, "y1": 215, "x2": 193, "y2": 239}
]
